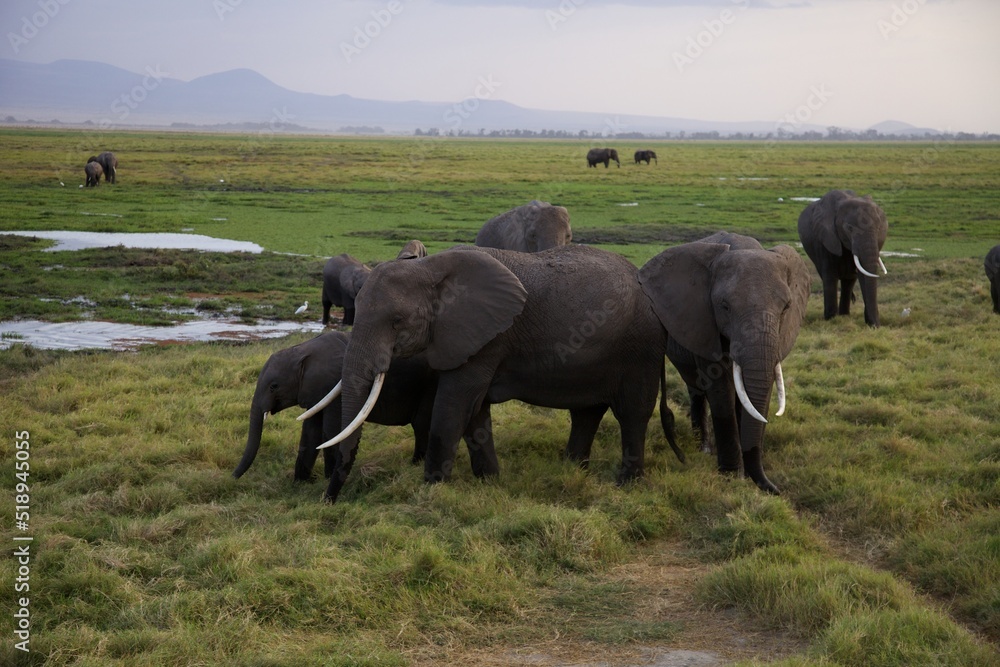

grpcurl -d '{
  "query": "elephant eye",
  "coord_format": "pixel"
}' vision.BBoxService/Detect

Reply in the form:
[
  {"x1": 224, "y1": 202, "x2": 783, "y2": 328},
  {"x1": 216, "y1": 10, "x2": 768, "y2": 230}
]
[
  {"x1": 268, "y1": 382, "x2": 279, "y2": 392},
  {"x1": 391, "y1": 314, "x2": 404, "y2": 329}
]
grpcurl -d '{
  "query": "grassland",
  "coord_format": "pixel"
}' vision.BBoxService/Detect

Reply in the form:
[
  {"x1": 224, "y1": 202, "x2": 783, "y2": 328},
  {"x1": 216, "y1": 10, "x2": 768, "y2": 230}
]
[{"x1": 0, "y1": 129, "x2": 997, "y2": 666}]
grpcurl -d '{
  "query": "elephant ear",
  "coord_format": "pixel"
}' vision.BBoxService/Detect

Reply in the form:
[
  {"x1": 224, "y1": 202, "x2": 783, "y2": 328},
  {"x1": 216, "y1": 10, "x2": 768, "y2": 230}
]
[
  {"x1": 769, "y1": 245, "x2": 812, "y2": 360},
  {"x1": 424, "y1": 249, "x2": 527, "y2": 370},
  {"x1": 812, "y1": 196, "x2": 844, "y2": 256},
  {"x1": 639, "y1": 242, "x2": 730, "y2": 361}
]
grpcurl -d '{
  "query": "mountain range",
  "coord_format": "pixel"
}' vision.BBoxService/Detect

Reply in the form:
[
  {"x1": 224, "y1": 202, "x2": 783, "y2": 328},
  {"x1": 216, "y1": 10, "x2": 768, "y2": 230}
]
[{"x1": 0, "y1": 59, "x2": 942, "y2": 137}]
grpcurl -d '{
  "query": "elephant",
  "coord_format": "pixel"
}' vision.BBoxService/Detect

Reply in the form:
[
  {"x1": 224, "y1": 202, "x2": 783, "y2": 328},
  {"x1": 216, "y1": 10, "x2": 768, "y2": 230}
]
[
  {"x1": 233, "y1": 330, "x2": 440, "y2": 483},
  {"x1": 986, "y1": 244, "x2": 1000, "y2": 314},
  {"x1": 474, "y1": 200, "x2": 572, "y2": 253},
  {"x1": 322, "y1": 254, "x2": 371, "y2": 327},
  {"x1": 315, "y1": 244, "x2": 684, "y2": 503},
  {"x1": 397, "y1": 239, "x2": 428, "y2": 260},
  {"x1": 587, "y1": 147, "x2": 620, "y2": 168},
  {"x1": 634, "y1": 150, "x2": 658, "y2": 165},
  {"x1": 797, "y1": 190, "x2": 888, "y2": 327},
  {"x1": 639, "y1": 232, "x2": 811, "y2": 495},
  {"x1": 84, "y1": 160, "x2": 103, "y2": 187},
  {"x1": 92, "y1": 151, "x2": 117, "y2": 184}
]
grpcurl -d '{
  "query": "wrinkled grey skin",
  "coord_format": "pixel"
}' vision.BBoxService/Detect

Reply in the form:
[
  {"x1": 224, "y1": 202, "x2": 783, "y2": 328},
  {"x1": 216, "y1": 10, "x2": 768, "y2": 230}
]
[
  {"x1": 92, "y1": 151, "x2": 117, "y2": 184},
  {"x1": 396, "y1": 239, "x2": 428, "y2": 260},
  {"x1": 634, "y1": 150, "x2": 657, "y2": 165},
  {"x1": 322, "y1": 254, "x2": 371, "y2": 327},
  {"x1": 986, "y1": 244, "x2": 1000, "y2": 314},
  {"x1": 234, "y1": 331, "x2": 439, "y2": 482},
  {"x1": 475, "y1": 201, "x2": 572, "y2": 253},
  {"x1": 323, "y1": 244, "x2": 682, "y2": 503},
  {"x1": 84, "y1": 160, "x2": 103, "y2": 187},
  {"x1": 587, "y1": 147, "x2": 620, "y2": 168},
  {"x1": 798, "y1": 190, "x2": 888, "y2": 327},
  {"x1": 640, "y1": 232, "x2": 811, "y2": 495}
]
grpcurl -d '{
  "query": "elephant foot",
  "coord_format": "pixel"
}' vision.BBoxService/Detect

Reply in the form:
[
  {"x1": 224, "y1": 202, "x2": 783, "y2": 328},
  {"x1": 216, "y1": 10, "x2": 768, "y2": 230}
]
[{"x1": 615, "y1": 466, "x2": 643, "y2": 487}]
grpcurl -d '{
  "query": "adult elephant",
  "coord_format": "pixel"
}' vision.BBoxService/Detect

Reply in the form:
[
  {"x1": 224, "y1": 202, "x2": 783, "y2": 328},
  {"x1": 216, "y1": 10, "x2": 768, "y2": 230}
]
[
  {"x1": 93, "y1": 151, "x2": 117, "y2": 184},
  {"x1": 634, "y1": 150, "x2": 657, "y2": 165},
  {"x1": 322, "y1": 254, "x2": 371, "y2": 327},
  {"x1": 84, "y1": 160, "x2": 103, "y2": 187},
  {"x1": 316, "y1": 244, "x2": 683, "y2": 503},
  {"x1": 233, "y1": 331, "x2": 439, "y2": 483},
  {"x1": 587, "y1": 148, "x2": 620, "y2": 168},
  {"x1": 797, "y1": 190, "x2": 888, "y2": 327},
  {"x1": 639, "y1": 232, "x2": 811, "y2": 495},
  {"x1": 475, "y1": 200, "x2": 572, "y2": 253},
  {"x1": 986, "y1": 244, "x2": 1000, "y2": 314}
]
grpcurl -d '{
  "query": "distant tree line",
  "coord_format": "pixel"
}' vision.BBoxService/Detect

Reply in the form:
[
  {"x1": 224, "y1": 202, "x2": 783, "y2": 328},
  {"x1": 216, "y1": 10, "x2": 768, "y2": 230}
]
[{"x1": 413, "y1": 126, "x2": 1000, "y2": 141}]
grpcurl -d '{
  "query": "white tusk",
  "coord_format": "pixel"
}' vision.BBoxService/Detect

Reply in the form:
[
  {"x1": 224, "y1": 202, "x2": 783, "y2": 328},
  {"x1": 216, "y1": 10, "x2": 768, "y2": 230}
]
[
  {"x1": 774, "y1": 363, "x2": 786, "y2": 417},
  {"x1": 297, "y1": 381, "x2": 342, "y2": 421},
  {"x1": 854, "y1": 254, "x2": 880, "y2": 279},
  {"x1": 733, "y1": 363, "x2": 768, "y2": 424},
  {"x1": 878, "y1": 257, "x2": 888, "y2": 275},
  {"x1": 317, "y1": 373, "x2": 385, "y2": 450},
  {"x1": 263, "y1": 411, "x2": 269, "y2": 422}
]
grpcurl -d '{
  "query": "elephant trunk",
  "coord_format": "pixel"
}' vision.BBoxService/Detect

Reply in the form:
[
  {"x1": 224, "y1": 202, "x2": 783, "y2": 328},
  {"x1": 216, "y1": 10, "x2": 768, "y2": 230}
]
[
  {"x1": 234, "y1": 402, "x2": 267, "y2": 478},
  {"x1": 318, "y1": 335, "x2": 391, "y2": 502},
  {"x1": 736, "y1": 360, "x2": 780, "y2": 494}
]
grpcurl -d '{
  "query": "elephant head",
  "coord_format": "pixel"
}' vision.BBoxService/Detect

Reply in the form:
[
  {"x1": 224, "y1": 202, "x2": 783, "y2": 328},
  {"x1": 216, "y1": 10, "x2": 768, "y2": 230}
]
[
  {"x1": 234, "y1": 332, "x2": 348, "y2": 480},
  {"x1": 319, "y1": 249, "x2": 527, "y2": 501},
  {"x1": 639, "y1": 236, "x2": 810, "y2": 493},
  {"x1": 476, "y1": 201, "x2": 572, "y2": 253},
  {"x1": 608, "y1": 148, "x2": 620, "y2": 167}
]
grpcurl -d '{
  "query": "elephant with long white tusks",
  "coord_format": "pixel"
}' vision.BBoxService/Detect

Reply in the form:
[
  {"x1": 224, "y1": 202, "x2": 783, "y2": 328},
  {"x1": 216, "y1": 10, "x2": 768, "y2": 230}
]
[
  {"x1": 313, "y1": 244, "x2": 686, "y2": 504},
  {"x1": 797, "y1": 189, "x2": 888, "y2": 327},
  {"x1": 639, "y1": 232, "x2": 811, "y2": 494}
]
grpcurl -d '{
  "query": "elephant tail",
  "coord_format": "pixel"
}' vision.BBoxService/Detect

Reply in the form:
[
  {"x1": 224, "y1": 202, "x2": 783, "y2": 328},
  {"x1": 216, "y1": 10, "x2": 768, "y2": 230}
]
[{"x1": 660, "y1": 361, "x2": 685, "y2": 463}]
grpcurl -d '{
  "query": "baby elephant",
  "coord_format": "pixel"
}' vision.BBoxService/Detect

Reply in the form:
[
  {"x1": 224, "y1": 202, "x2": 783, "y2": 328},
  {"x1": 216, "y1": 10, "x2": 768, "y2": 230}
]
[
  {"x1": 634, "y1": 150, "x2": 657, "y2": 165},
  {"x1": 986, "y1": 244, "x2": 1000, "y2": 314},
  {"x1": 234, "y1": 331, "x2": 439, "y2": 483},
  {"x1": 84, "y1": 159, "x2": 103, "y2": 187},
  {"x1": 475, "y1": 200, "x2": 572, "y2": 253}
]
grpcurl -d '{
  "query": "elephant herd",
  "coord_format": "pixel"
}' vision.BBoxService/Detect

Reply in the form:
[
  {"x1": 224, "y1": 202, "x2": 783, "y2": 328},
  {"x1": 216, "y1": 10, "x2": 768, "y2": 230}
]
[
  {"x1": 235, "y1": 192, "x2": 999, "y2": 504},
  {"x1": 586, "y1": 148, "x2": 660, "y2": 168},
  {"x1": 84, "y1": 151, "x2": 118, "y2": 187}
]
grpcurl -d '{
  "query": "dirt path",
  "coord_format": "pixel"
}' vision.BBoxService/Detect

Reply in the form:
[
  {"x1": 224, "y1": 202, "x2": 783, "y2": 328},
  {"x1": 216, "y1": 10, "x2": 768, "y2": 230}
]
[{"x1": 408, "y1": 542, "x2": 808, "y2": 667}]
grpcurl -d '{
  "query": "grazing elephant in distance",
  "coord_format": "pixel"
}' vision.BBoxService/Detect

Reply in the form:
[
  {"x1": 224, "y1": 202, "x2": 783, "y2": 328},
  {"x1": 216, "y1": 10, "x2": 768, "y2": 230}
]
[
  {"x1": 84, "y1": 160, "x2": 103, "y2": 187},
  {"x1": 233, "y1": 331, "x2": 440, "y2": 483},
  {"x1": 475, "y1": 200, "x2": 572, "y2": 253},
  {"x1": 640, "y1": 232, "x2": 811, "y2": 495},
  {"x1": 93, "y1": 151, "x2": 117, "y2": 184},
  {"x1": 986, "y1": 244, "x2": 1000, "y2": 314},
  {"x1": 322, "y1": 254, "x2": 371, "y2": 327},
  {"x1": 798, "y1": 189, "x2": 888, "y2": 327},
  {"x1": 587, "y1": 147, "x2": 620, "y2": 168},
  {"x1": 316, "y1": 244, "x2": 684, "y2": 503},
  {"x1": 634, "y1": 150, "x2": 657, "y2": 165},
  {"x1": 396, "y1": 239, "x2": 428, "y2": 260}
]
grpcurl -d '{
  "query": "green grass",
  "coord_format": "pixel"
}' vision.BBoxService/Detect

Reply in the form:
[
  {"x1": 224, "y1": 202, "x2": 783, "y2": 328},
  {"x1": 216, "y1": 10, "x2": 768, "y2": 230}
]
[{"x1": 1, "y1": 129, "x2": 998, "y2": 665}]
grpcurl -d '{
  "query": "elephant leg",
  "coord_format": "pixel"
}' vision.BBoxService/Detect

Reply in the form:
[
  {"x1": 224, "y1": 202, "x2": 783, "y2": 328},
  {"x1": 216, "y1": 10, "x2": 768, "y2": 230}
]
[
  {"x1": 992, "y1": 281, "x2": 1000, "y2": 314},
  {"x1": 699, "y1": 361, "x2": 739, "y2": 474},
  {"x1": 564, "y1": 405, "x2": 608, "y2": 468},
  {"x1": 838, "y1": 277, "x2": 856, "y2": 316},
  {"x1": 611, "y1": 407, "x2": 650, "y2": 485},
  {"x1": 423, "y1": 376, "x2": 487, "y2": 483},
  {"x1": 322, "y1": 296, "x2": 333, "y2": 326},
  {"x1": 821, "y1": 271, "x2": 840, "y2": 320},
  {"x1": 343, "y1": 306, "x2": 356, "y2": 327},
  {"x1": 463, "y1": 402, "x2": 499, "y2": 478},
  {"x1": 688, "y1": 385, "x2": 714, "y2": 454},
  {"x1": 294, "y1": 414, "x2": 323, "y2": 481}
]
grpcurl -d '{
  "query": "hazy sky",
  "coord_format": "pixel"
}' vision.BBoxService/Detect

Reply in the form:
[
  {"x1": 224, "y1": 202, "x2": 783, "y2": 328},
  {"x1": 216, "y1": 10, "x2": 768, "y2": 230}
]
[{"x1": 3, "y1": 0, "x2": 998, "y2": 132}]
